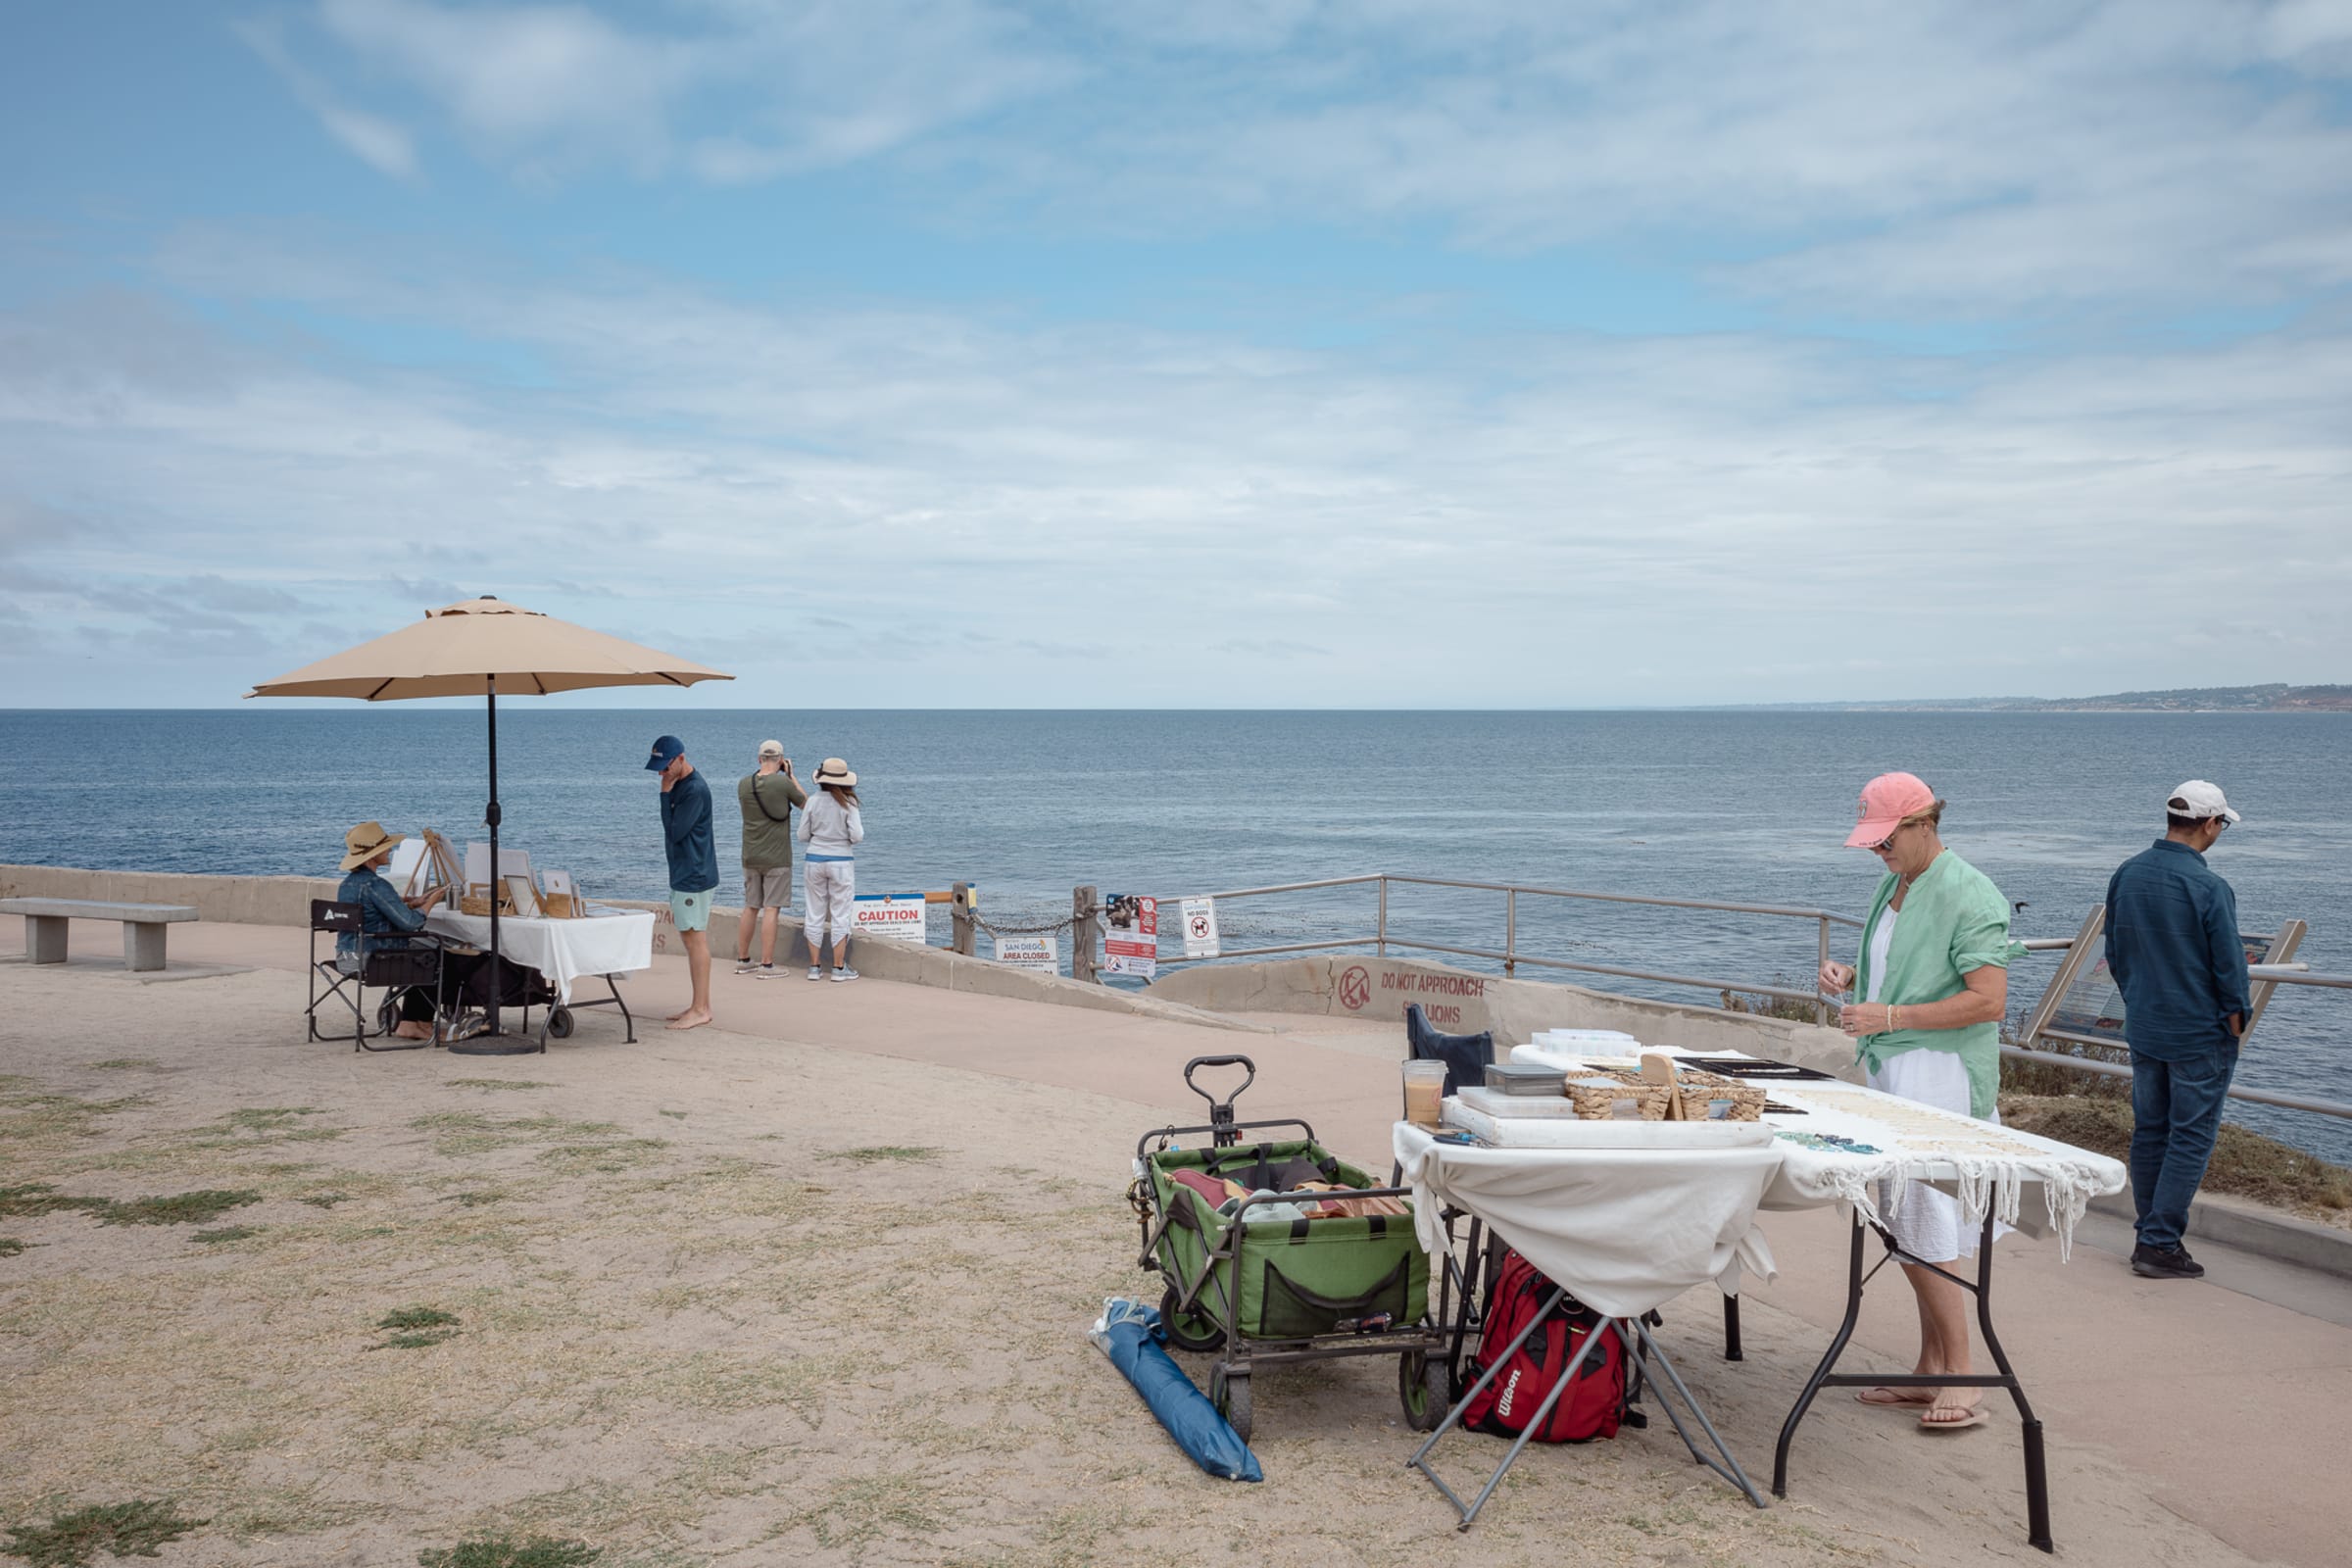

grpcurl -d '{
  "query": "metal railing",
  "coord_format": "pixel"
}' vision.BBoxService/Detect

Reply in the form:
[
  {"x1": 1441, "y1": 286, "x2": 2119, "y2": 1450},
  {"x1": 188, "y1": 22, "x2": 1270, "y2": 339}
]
[
  {"x1": 1105, "y1": 871, "x2": 2352, "y2": 1127},
  {"x1": 1146, "y1": 871, "x2": 1859, "y2": 1020}
]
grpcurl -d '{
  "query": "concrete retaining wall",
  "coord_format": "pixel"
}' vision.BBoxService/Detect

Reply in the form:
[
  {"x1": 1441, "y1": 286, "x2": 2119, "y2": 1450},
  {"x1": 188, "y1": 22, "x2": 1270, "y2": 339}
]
[
  {"x1": 1148, "y1": 952, "x2": 1859, "y2": 1077},
  {"x1": 0, "y1": 864, "x2": 1259, "y2": 1035},
  {"x1": 0, "y1": 863, "x2": 340, "y2": 924}
]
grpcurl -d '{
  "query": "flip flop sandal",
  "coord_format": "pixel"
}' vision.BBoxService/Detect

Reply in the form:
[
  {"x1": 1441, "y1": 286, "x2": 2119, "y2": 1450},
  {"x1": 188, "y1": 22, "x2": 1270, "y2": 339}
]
[
  {"x1": 1856, "y1": 1387, "x2": 1931, "y2": 1406},
  {"x1": 1919, "y1": 1405, "x2": 1989, "y2": 1431}
]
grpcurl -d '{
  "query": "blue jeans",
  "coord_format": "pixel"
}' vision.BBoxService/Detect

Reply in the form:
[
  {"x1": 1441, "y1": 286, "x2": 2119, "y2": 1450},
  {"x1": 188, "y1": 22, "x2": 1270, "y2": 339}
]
[{"x1": 2128, "y1": 1047, "x2": 2237, "y2": 1250}]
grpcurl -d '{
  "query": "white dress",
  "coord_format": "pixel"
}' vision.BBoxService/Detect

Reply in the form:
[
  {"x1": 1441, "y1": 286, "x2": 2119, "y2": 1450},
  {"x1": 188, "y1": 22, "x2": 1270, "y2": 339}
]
[{"x1": 1863, "y1": 903, "x2": 2003, "y2": 1262}]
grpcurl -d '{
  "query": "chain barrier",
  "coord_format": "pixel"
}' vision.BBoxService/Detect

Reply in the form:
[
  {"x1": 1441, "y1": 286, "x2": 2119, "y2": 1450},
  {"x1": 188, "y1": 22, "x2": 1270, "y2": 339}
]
[{"x1": 968, "y1": 906, "x2": 1094, "y2": 940}]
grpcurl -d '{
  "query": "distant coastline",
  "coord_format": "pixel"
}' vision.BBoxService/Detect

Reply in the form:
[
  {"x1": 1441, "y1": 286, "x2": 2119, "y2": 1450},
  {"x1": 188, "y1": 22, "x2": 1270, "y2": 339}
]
[{"x1": 1722, "y1": 683, "x2": 2352, "y2": 714}]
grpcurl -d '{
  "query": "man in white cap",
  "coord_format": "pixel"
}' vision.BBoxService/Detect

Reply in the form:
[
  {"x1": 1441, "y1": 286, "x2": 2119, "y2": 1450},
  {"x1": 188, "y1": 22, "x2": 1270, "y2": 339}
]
[{"x1": 2102, "y1": 781, "x2": 2252, "y2": 1280}]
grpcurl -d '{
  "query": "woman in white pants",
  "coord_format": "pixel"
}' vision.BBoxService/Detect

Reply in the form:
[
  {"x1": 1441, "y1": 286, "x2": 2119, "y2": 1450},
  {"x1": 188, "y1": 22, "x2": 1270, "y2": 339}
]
[{"x1": 799, "y1": 759, "x2": 864, "y2": 981}]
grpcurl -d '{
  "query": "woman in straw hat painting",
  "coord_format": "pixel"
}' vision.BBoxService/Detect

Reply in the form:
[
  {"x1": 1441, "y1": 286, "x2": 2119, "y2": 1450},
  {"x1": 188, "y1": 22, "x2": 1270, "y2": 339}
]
[
  {"x1": 334, "y1": 821, "x2": 476, "y2": 1041},
  {"x1": 1817, "y1": 772, "x2": 2026, "y2": 1435}
]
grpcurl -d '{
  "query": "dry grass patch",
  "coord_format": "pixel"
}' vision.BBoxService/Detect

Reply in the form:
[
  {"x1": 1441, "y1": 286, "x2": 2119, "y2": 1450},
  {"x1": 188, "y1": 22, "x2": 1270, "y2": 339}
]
[
  {"x1": 0, "y1": 1089, "x2": 149, "y2": 1145},
  {"x1": 416, "y1": 1536, "x2": 601, "y2": 1568},
  {"x1": 836, "y1": 1145, "x2": 941, "y2": 1164},
  {"x1": 191, "y1": 1225, "x2": 263, "y2": 1245},
  {"x1": 784, "y1": 1470, "x2": 961, "y2": 1556}
]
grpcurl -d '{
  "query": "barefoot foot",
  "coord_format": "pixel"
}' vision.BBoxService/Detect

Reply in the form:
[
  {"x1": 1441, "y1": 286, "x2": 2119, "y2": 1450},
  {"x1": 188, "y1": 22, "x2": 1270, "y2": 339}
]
[{"x1": 665, "y1": 1008, "x2": 712, "y2": 1032}]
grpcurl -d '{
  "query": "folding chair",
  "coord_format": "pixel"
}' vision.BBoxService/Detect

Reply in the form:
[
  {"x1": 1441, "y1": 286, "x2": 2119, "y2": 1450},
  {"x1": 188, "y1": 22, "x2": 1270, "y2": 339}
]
[{"x1": 307, "y1": 899, "x2": 448, "y2": 1053}]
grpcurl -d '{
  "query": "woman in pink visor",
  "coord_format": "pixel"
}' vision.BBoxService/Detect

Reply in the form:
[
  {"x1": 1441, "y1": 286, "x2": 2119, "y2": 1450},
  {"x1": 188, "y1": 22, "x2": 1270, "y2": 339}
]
[{"x1": 1818, "y1": 771, "x2": 2025, "y2": 1434}]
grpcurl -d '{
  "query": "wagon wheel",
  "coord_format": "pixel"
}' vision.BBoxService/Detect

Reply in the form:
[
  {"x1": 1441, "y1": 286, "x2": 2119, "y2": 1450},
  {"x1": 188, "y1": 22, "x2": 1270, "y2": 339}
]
[
  {"x1": 374, "y1": 995, "x2": 401, "y2": 1036},
  {"x1": 547, "y1": 1006, "x2": 575, "y2": 1040},
  {"x1": 1158, "y1": 1284, "x2": 1226, "y2": 1352},
  {"x1": 1211, "y1": 1364, "x2": 1252, "y2": 1444},
  {"x1": 1399, "y1": 1350, "x2": 1448, "y2": 1432}
]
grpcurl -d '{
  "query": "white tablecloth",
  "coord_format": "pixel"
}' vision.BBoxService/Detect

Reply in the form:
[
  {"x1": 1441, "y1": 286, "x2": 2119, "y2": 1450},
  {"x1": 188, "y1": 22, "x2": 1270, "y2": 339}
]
[
  {"x1": 1394, "y1": 1122, "x2": 1783, "y2": 1320},
  {"x1": 1508, "y1": 1042, "x2": 2127, "y2": 1257},
  {"x1": 422, "y1": 906, "x2": 655, "y2": 1004}
]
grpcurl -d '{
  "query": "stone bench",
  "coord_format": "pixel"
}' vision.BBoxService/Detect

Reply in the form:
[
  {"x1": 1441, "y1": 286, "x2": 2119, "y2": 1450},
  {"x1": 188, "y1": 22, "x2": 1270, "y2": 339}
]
[{"x1": 0, "y1": 898, "x2": 200, "y2": 972}]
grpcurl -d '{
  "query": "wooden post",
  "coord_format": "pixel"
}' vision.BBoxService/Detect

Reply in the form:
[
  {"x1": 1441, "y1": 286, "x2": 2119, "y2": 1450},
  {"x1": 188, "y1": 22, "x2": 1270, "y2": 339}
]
[
  {"x1": 951, "y1": 881, "x2": 976, "y2": 956},
  {"x1": 1072, "y1": 885, "x2": 1099, "y2": 984}
]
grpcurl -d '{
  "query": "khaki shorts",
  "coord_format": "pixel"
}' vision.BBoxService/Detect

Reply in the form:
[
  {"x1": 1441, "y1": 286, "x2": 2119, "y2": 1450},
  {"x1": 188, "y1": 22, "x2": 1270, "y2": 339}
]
[{"x1": 743, "y1": 865, "x2": 794, "y2": 910}]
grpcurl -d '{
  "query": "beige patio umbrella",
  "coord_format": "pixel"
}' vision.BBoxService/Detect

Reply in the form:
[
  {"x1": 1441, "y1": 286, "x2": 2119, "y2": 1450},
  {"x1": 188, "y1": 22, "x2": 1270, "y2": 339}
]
[{"x1": 248, "y1": 596, "x2": 732, "y2": 1052}]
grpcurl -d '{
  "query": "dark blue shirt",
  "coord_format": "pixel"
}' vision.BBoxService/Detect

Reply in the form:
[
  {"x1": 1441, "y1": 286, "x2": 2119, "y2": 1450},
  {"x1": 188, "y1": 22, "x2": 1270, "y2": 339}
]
[
  {"x1": 2103, "y1": 839, "x2": 2252, "y2": 1059},
  {"x1": 335, "y1": 865, "x2": 426, "y2": 966},
  {"x1": 661, "y1": 768, "x2": 719, "y2": 893}
]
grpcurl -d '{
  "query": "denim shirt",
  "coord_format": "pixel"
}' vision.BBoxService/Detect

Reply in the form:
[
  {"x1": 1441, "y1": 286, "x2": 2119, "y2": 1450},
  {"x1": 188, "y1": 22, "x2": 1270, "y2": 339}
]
[
  {"x1": 2104, "y1": 839, "x2": 2253, "y2": 1059},
  {"x1": 336, "y1": 865, "x2": 426, "y2": 967}
]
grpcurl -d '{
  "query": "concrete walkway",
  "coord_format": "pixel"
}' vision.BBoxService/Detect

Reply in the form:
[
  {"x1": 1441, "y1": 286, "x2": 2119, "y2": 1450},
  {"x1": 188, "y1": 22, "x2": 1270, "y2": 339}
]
[{"x1": 8, "y1": 917, "x2": 2346, "y2": 1566}]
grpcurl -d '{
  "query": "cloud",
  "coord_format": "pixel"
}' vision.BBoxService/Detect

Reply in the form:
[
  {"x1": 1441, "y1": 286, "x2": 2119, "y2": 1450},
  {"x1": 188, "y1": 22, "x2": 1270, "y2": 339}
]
[
  {"x1": 234, "y1": 15, "x2": 421, "y2": 180},
  {"x1": 257, "y1": 0, "x2": 1071, "y2": 184},
  {"x1": 234, "y1": 2, "x2": 2352, "y2": 317},
  {"x1": 6, "y1": 231, "x2": 2349, "y2": 705}
]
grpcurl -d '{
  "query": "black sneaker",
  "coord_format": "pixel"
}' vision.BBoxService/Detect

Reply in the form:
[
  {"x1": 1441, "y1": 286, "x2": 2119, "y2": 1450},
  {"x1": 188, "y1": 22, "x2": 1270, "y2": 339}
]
[{"x1": 2131, "y1": 1244, "x2": 2205, "y2": 1280}]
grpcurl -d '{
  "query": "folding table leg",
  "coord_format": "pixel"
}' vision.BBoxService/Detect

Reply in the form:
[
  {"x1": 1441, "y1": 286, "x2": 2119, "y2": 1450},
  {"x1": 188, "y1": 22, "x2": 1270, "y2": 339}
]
[
  {"x1": 1773, "y1": 1210, "x2": 1870, "y2": 1498},
  {"x1": 1407, "y1": 1287, "x2": 1603, "y2": 1530},
  {"x1": 1617, "y1": 1318, "x2": 1766, "y2": 1507},
  {"x1": 1772, "y1": 1210, "x2": 2057, "y2": 1553}
]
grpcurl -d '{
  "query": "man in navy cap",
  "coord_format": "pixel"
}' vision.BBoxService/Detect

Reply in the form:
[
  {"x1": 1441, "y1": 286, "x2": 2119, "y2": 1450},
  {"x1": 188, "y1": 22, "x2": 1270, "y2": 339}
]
[{"x1": 648, "y1": 735, "x2": 717, "y2": 1031}]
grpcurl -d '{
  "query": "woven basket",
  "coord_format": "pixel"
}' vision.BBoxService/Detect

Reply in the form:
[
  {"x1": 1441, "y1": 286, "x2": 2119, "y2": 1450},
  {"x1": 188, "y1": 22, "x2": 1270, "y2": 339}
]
[
  {"x1": 458, "y1": 892, "x2": 514, "y2": 917},
  {"x1": 1671, "y1": 1069, "x2": 1768, "y2": 1123},
  {"x1": 1564, "y1": 1070, "x2": 1673, "y2": 1121}
]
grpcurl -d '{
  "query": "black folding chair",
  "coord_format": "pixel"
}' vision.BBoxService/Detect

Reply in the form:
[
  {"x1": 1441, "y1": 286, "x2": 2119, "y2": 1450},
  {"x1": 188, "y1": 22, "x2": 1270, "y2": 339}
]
[{"x1": 307, "y1": 899, "x2": 448, "y2": 1053}]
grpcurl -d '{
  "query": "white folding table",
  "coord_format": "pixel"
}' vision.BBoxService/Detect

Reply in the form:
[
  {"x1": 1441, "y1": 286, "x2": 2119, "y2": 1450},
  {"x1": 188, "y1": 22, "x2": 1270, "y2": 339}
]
[
  {"x1": 1483, "y1": 1043, "x2": 2128, "y2": 1551},
  {"x1": 423, "y1": 905, "x2": 655, "y2": 1047}
]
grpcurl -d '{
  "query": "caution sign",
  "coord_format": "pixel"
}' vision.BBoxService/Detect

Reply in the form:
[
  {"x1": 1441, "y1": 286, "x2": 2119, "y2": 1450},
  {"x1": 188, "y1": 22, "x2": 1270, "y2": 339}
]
[
  {"x1": 992, "y1": 934, "x2": 1059, "y2": 973},
  {"x1": 853, "y1": 893, "x2": 930, "y2": 946},
  {"x1": 1181, "y1": 897, "x2": 1220, "y2": 959},
  {"x1": 1102, "y1": 894, "x2": 1157, "y2": 979}
]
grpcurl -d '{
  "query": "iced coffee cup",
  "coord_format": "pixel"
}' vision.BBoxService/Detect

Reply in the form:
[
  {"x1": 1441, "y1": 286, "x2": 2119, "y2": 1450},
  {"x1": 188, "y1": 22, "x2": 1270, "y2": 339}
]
[{"x1": 1401, "y1": 1060, "x2": 1448, "y2": 1129}]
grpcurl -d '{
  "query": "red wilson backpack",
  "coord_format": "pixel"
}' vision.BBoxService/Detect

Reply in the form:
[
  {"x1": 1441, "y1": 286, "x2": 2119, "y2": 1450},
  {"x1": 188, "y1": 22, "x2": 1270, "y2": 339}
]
[{"x1": 1459, "y1": 1247, "x2": 1627, "y2": 1444}]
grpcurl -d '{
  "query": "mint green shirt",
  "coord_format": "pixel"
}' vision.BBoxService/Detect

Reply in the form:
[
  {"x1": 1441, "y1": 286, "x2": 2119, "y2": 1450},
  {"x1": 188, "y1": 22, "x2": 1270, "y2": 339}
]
[{"x1": 1853, "y1": 850, "x2": 2025, "y2": 1119}]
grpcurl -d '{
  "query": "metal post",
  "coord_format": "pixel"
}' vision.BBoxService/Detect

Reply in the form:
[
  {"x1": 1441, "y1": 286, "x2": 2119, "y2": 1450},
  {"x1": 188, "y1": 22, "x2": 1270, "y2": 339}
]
[
  {"x1": 1072, "y1": 885, "x2": 1099, "y2": 984},
  {"x1": 1815, "y1": 916, "x2": 1832, "y2": 1024},
  {"x1": 1504, "y1": 889, "x2": 1516, "y2": 977},
  {"x1": 950, "y1": 881, "x2": 975, "y2": 956},
  {"x1": 1377, "y1": 876, "x2": 1389, "y2": 957},
  {"x1": 2243, "y1": 918, "x2": 2307, "y2": 1040}
]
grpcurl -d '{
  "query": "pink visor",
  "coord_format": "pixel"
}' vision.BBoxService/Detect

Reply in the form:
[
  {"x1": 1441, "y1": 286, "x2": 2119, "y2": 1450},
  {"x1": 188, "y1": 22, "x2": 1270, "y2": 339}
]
[{"x1": 1845, "y1": 771, "x2": 1936, "y2": 847}]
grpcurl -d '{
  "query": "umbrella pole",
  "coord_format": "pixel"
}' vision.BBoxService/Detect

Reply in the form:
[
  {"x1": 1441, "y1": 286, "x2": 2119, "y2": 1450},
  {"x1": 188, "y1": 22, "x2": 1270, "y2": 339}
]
[
  {"x1": 487, "y1": 672, "x2": 501, "y2": 1035},
  {"x1": 452, "y1": 673, "x2": 536, "y2": 1054}
]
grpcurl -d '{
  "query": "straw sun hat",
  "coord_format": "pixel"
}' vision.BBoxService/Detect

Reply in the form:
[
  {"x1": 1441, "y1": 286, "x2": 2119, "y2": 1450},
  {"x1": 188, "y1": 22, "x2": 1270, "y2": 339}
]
[
  {"x1": 813, "y1": 758, "x2": 857, "y2": 787},
  {"x1": 339, "y1": 821, "x2": 405, "y2": 872}
]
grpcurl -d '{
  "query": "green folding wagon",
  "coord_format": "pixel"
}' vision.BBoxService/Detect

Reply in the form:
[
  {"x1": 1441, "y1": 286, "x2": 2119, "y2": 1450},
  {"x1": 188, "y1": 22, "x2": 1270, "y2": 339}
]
[{"x1": 1130, "y1": 1054, "x2": 1454, "y2": 1442}]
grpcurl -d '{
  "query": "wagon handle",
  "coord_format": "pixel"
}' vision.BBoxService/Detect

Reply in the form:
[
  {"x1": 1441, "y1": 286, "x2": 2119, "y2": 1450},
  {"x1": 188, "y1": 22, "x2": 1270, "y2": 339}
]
[{"x1": 1183, "y1": 1054, "x2": 1255, "y2": 1147}]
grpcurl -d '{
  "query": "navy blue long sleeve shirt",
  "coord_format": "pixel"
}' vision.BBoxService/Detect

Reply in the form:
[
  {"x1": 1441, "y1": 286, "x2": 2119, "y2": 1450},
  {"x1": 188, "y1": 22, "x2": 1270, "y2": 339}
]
[
  {"x1": 2103, "y1": 839, "x2": 2253, "y2": 1059},
  {"x1": 661, "y1": 768, "x2": 719, "y2": 893}
]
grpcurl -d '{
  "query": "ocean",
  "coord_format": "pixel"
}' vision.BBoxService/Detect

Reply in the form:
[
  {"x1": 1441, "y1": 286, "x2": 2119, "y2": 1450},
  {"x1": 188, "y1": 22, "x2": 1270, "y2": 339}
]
[{"x1": 4, "y1": 708, "x2": 2347, "y2": 1160}]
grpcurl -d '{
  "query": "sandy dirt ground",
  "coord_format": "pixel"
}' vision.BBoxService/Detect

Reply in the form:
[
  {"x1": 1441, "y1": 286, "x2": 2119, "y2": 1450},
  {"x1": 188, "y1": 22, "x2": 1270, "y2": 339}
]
[{"x1": 0, "y1": 956, "x2": 2294, "y2": 1568}]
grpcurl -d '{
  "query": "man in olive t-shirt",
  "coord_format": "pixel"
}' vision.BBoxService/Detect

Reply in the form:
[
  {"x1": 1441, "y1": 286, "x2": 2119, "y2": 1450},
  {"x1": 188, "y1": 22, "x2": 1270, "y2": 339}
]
[{"x1": 736, "y1": 740, "x2": 808, "y2": 975}]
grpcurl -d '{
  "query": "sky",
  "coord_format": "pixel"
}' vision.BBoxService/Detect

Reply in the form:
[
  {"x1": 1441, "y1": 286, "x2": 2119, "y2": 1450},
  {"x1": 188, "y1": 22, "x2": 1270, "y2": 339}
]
[{"x1": 1, "y1": 1, "x2": 2349, "y2": 710}]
